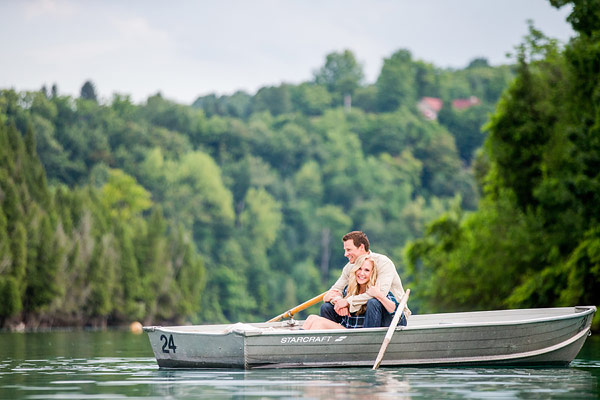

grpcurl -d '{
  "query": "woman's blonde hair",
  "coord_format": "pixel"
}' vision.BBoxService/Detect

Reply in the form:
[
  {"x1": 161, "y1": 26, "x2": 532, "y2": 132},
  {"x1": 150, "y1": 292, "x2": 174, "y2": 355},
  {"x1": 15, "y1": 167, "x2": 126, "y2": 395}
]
[{"x1": 345, "y1": 254, "x2": 377, "y2": 314}]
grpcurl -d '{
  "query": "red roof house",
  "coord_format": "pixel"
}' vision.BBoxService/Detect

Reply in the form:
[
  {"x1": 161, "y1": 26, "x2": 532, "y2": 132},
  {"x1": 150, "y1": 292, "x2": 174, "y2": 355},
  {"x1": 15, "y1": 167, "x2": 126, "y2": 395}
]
[
  {"x1": 418, "y1": 97, "x2": 443, "y2": 120},
  {"x1": 452, "y1": 96, "x2": 481, "y2": 110}
]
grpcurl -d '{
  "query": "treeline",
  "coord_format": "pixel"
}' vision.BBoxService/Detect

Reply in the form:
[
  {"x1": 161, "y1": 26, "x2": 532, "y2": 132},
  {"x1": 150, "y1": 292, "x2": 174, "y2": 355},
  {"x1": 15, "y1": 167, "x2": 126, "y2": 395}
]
[
  {"x1": 0, "y1": 123, "x2": 204, "y2": 328},
  {"x1": 406, "y1": 2, "x2": 600, "y2": 330},
  {"x1": 1, "y1": 43, "x2": 514, "y2": 327}
]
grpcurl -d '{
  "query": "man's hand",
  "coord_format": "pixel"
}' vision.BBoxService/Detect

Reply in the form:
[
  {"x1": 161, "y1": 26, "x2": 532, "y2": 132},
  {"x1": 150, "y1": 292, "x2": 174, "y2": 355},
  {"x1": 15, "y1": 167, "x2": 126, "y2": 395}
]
[
  {"x1": 323, "y1": 289, "x2": 342, "y2": 303},
  {"x1": 366, "y1": 282, "x2": 383, "y2": 300},
  {"x1": 334, "y1": 298, "x2": 349, "y2": 316}
]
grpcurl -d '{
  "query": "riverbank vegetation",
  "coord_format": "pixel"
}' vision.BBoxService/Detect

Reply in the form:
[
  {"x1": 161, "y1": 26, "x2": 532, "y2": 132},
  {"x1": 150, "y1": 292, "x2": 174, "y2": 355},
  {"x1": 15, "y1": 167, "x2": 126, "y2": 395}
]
[
  {"x1": 0, "y1": 53, "x2": 511, "y2": 329},
  {"x1": 1, "y1": 0, "x2": 598, "y2": 330},
  {"x1": 407, "y1": 1, "x2": 600, "y2": 330}
]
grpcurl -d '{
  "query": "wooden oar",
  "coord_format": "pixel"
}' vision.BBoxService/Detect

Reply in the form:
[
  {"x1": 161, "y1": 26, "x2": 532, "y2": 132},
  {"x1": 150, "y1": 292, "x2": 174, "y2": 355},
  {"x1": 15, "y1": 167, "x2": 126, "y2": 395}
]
[
  {"x1": 373, "y1": 288, "x2": 410, "y2": 370},
  {"x1": 266, "y1": 292, "x2": 327, "y2": 323}
]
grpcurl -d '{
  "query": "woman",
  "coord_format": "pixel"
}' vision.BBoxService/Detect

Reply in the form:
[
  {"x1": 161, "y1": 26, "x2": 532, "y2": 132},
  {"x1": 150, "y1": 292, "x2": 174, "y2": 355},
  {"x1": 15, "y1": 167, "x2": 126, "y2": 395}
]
[{"x1": 303, "y1": 254, "x2": 402, "y2": 330}]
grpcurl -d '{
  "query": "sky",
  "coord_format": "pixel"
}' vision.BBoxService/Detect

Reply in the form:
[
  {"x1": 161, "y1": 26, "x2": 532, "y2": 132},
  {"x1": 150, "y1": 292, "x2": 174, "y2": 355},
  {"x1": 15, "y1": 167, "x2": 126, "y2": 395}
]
[{"x1": 1, "y1": 0, "x2": 575, "y2": 105}]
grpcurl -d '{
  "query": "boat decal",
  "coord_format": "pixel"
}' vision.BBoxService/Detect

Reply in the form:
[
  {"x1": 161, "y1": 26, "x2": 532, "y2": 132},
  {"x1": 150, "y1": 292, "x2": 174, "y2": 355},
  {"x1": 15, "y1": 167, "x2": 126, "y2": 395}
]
[
  {"x1": 280, "y1": 336, "x2": 332, "y2": 344},
  {"x1": 335, "y1": 336, "x2": 347, "y2": 342},
  {"x1": 160, "y1": 334, "x2": 177, "y2": 353}
]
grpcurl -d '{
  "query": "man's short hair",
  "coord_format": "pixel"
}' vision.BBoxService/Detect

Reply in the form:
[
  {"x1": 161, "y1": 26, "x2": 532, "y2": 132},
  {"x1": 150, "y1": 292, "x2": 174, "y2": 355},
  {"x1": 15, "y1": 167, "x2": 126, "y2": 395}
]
[{"x1": 342, "y1": 231, "x2": 370, "y2": 252}]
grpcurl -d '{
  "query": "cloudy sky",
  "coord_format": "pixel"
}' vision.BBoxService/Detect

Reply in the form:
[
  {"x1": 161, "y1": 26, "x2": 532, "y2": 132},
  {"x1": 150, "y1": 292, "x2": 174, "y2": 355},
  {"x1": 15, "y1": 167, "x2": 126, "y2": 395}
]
[{"x1": 1, "y1": 0, "x2": 574, "y2": 105}]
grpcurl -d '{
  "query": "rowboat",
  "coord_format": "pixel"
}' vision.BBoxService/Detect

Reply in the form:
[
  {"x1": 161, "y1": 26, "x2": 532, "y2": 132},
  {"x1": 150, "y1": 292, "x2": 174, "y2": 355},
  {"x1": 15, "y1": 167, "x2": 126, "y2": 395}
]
[{"x1": 143, "y1": 305, "x2": 596, "y2": 369}]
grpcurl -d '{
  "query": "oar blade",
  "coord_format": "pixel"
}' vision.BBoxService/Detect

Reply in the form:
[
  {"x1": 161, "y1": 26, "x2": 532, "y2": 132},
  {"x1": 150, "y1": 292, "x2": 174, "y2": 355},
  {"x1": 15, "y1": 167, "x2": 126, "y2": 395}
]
[{"x1": 373, "y1": 289, "x2": 410, "y2": 370}]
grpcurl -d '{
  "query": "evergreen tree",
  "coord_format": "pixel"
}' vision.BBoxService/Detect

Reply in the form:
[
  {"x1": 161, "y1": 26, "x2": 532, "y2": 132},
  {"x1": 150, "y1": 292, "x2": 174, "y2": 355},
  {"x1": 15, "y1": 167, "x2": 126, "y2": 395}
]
[
  {"x1": 173, "y1": 230, "x2": 205, "y2": 320},
  {"x1": 116, "y1": 224, "x2": 143, "y2": 320},
  {"x1": 10, "y1": 221, "x2": 27, "y2": 298},
  {"x1": 137, "y1": 208, "x2": 172, "y2": 322},
  {"x1": 0, "y1": 276, "x2": 21, "y2": 322},
  {"x1": 0, "y1": 36, "x2": 522, "y2": 326},
  {"x1": 80, "y1": 80, "x2": 98, "y2": 102},
  {"x1": 405, "y1": 5, "x2": 600, "y2": 319},
  {"x1": 24, "y1": 213, "x2": 61, "y2": 311},
  {"x1": 0, "y1": 208, "x2": 22, "y2": 320},
  {"x1": 86, "y1": 237, "x2": 114, "y2": 324},
  {"x1": 24, "y1": 125, "x2": 51, "y2": 209}
]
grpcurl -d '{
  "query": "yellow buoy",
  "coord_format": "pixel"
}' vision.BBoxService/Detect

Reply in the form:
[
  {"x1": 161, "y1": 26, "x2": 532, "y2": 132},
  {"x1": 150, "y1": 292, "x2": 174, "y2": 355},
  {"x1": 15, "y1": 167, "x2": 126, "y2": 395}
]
[{"x1": 129, "y1": 321, "x2": 143, "y2": 334}]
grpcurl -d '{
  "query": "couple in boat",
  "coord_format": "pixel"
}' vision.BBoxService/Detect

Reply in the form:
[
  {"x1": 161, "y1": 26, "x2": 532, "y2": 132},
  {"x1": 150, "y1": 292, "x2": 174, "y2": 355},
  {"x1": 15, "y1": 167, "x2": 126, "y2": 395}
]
[{"x1": 303, "y1": 231, "x2": 410, "y2": 330}]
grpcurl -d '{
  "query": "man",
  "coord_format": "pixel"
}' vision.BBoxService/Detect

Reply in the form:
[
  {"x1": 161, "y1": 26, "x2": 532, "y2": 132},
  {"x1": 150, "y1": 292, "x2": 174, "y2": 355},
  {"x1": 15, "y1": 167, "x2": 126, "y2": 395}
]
[{"x1": 320, "y1": 231, "x2": 410, "y2": 327}]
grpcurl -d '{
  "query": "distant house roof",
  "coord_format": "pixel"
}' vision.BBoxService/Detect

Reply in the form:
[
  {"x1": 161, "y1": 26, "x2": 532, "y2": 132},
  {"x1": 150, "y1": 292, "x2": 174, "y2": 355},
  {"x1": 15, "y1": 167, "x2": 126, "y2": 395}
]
[
  {"x1": 418, "y1": 97, "x2": 443, "y2": 120},
  {"x1": 420, "y1": 97, "x2": 443, "y2": 112},
  {"x1": 452, "y1": 96, "x2": 481, "y2": 110}
]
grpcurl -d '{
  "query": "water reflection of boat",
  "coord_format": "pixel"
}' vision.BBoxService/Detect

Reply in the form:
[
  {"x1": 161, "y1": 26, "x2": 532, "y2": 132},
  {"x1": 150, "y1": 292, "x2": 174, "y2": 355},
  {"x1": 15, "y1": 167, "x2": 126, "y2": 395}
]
[{"x1": 143, "y1": 306, "x2": 596, "y2": 369}]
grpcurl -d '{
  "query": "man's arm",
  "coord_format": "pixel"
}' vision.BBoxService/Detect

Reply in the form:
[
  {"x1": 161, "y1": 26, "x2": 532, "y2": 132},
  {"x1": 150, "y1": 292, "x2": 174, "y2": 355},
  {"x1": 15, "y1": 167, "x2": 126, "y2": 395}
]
[
  {"x1": 329, "y1": 263, "x2": 350, "y2": 293},
  {"x1": 366, "y1": 282, "x2": 397, "y2": 313},
  {"x1": 326, "y1": 263, "x2": 351, "y2": 316},
  {"x1": 323, "y1": 289, "x2": 342, "y2": 303},
  {"x1": 372, "y1": 256, "x2": 395, "y2": 294}
]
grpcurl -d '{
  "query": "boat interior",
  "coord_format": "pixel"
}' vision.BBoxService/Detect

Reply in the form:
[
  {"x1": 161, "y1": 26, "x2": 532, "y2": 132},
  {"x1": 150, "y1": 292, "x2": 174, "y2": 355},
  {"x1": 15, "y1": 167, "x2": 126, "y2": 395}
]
[{"x1": 147, "y1": 306, "x2": 595, "y2": 335}]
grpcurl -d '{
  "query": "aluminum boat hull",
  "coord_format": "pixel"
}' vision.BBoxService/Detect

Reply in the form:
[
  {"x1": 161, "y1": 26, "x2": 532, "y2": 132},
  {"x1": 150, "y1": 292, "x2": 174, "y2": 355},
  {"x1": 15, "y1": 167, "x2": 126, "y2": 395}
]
[{"x1": 144, "y1": 306, "x2": 596, "y2": 369}]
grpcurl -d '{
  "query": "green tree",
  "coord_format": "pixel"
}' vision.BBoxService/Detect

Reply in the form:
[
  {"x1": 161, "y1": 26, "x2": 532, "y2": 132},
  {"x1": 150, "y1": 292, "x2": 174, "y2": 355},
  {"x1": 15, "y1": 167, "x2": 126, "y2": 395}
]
[
  {"x1": 293, "y1": 160, "x2": 324, "y2": 204},
  {"x1": 172, "y1": 229, "x2": 205, "y2": 319},
  {"x1": 85, "y1": 233, "x2": 118, "y2": 325},
  {"x1": 225, "y1": 91, "x2": 252, "y2": 118},
  {"x1": 414, "y1": 61, "x2": 441, "y2": 98},
  {"x1": 80, "y1": 80, "x2": 98, "y2": 102},
  {"x1": 239, "y1": 187, "x2": 282, "y2": 251},
  {"x1": 100, "y1": 169, "x2": 152, "y2": 221},
  {"x1": 115, "y1": 223, "x2": 144, "y2": 320},
  {"x1": 141, "y1": 93, "x2": 206, "y2": 146},
  {"x1": 252, "y1": 85, "x2": 292, "y2": 116},
  {"x1": 0, "y1": 276, "x2": 21, "y2": 322},
  {"x1": 314, "y1": 50, "x2": 364, "y2": 105},
  {"x1": 438, "y1": 103, "x2": 495, "y2": 164},
  {"x1": 0, "y1": 208, "x2": 23, "y2": 320},
  {"x1": 314, "y1": 204, "x2": 352, "y2": 281},
  {"x1": 166, "y1": 151, "x2": 235, "y2": 254},
  {"x1": 352, "y1": 85, "x2": 378, "y2": 112},
  {"x1": 10, "y1": 221, "x2": 27, "y2": 297},
  {"x1": 405, "y1": 10, "x2": 600, "y2": 318},
  {"x1": 136, "y1": 208, "x2": 172, "y2": 323},
  {"x1": 550, "y1": 0, "x2": 600, "y2": 35},
  {"x1": 290, "y1": 83, "x2": 332, "y2": 115},
  {"x1": 376, "y1": 49, "x2": 417, "y2": 111},
  {"x1": 192, "y1": 94, "x2": 225, "y2": 117},
  {"x1": 24, "y1": 213, "x2": 61, "y2": 312},
  {"x1": 1, "y1": 36, "x2": 519, "y2": 326},
  {"x1": 485, "y1": 23, "x2": 566, "y2": 211}
]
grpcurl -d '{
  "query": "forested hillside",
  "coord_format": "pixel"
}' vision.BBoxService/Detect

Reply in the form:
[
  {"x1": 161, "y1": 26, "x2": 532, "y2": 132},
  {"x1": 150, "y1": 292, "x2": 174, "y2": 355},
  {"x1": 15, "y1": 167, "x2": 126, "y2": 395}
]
[
  {"x1": 407, "y1": 2, "x2": 600, "y2": 330},
  {"x1": 0, "y1": 46, "x2": 515, "y2": 328}
]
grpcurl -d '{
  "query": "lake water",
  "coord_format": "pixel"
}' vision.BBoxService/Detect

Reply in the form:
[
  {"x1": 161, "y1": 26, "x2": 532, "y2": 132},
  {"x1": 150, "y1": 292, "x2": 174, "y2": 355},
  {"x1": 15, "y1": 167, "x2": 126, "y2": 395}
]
[{"x1": 0, "y1": 329, "x2": 598, "y2": 399}]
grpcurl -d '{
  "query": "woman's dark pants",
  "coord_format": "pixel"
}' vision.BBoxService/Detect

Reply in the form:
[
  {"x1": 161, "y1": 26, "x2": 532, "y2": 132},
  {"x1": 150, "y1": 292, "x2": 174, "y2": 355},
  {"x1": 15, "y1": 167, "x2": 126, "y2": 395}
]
[{"x1": 320, "y1": 298, "x2": 407, "y2": 327}]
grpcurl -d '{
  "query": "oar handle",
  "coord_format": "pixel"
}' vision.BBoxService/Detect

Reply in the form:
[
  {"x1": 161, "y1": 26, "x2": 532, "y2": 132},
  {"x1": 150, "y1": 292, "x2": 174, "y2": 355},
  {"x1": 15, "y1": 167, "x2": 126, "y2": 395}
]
[
  {"x1": 373, "y1": 289, "x2": 410, "y2": 370},
  {"x1": 266, "y1": 292, "x2": 327, "y2": 323}
]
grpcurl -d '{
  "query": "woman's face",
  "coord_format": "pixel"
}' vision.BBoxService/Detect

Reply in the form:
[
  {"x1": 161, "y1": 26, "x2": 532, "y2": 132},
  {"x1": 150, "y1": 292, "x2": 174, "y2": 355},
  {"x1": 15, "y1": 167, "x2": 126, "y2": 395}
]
[{"x1": 355, "y1": 260, "x2": 373, "y2": 286}]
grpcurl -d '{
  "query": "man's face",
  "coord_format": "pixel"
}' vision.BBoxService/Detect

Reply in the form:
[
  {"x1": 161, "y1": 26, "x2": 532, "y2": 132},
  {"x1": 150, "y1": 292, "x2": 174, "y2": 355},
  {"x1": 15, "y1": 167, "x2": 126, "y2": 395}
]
[{"x1": 343, "y1": 239, "x2": 367, "y2": 264}]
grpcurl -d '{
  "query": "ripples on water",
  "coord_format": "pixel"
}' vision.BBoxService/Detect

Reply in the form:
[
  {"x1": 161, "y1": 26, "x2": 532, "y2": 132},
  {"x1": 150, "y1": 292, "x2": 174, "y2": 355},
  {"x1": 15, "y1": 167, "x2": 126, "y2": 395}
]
[{"x1": 0, "y1": 332, "x2": 598, "y2": 399}]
